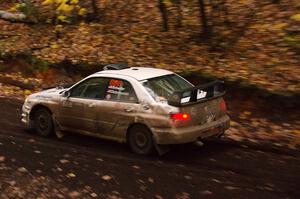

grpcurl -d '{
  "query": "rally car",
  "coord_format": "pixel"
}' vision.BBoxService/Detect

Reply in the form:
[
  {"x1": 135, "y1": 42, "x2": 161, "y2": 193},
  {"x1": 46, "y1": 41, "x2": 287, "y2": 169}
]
[{"x1": 22, "y1": 63, "x2": 230, "y2": 155}]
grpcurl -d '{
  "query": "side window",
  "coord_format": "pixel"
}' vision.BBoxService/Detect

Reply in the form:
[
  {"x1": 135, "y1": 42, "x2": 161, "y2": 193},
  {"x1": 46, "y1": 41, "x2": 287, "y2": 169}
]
[
  {"x1": 105, "y1": 79, "x2": 138, "y2": 103},
  {"x1": 70, "y1": 83, "x2": 87, "y2": 98},
  {"x1": 70, "y1": 78, "x2": 108, "y2": 99},
  {"x1": 82, "y1": 78, "x2": 108, "y2": 99}
]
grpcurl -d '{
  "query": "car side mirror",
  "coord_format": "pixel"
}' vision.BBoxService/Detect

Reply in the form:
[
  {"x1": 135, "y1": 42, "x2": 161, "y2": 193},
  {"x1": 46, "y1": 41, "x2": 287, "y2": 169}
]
[{"x1": 64, "y1": 90, "x2": 71, "y2": 98}]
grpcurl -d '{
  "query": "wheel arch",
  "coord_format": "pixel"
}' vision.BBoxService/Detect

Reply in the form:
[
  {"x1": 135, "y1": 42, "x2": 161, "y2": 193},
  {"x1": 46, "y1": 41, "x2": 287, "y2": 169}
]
[
  {"x1": 126, "y1": 122, "x2": 153, "y2": 143},
  {"x1": 29, "y1": 104, "x2": 53, "y2": 121}
]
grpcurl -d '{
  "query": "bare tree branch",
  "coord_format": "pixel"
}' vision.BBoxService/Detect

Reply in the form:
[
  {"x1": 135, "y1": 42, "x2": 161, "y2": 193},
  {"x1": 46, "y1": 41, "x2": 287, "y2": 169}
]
[{"x1": 0, "y1": 10, "x2": 26, "y2": 21}]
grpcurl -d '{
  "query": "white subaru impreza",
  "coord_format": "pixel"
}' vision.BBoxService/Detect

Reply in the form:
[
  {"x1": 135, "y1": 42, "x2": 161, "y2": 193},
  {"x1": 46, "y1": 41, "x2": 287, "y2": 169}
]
[{"x1": 22, "y1": 63, "x2": 230, "y2": 155}]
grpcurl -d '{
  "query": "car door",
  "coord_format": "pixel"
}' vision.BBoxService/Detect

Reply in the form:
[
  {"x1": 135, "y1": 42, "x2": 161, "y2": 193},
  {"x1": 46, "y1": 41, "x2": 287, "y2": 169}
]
[
  {"x1": 59, "y1": 77, "x2": 109, "y2": 133},
  {"x1": 95, "y1": 78, "x2": 140, "y2": 140}
]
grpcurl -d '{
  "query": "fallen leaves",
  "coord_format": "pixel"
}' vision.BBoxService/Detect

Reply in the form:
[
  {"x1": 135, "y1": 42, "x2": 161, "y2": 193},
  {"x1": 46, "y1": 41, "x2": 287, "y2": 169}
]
[
  {"x1": 183, "y1": 175, "x2": 192, "y2": 180},
  {"x1": 0, "y1": 169, "x2": 100, "y2": 199},
  {"x1": 96, "y1": 158, "x2": 104, "y2": 162},
  {"x1": 68, "y1": 191, "x2": 81, "y2": 198},
  {"x1": 290, "y1": 13, "x2": 300, "y2": 21},
  {"x1": 132, "y1": 165, "x2": 140, "y2": 170},
  {"x1": 175, "y1": 192, "x2": 190, "y2": 199},
  {"x1": 24, "y1": 90, "x2": 32, "y2": 95},
  {"x1": 0, "y1": 0, "x2": 299, "y2": 95},
  {"x1": 0, "y1": 156, "x2": 5, "y2": 162},
  {"x1": 7, "y1": 180, "x2": 16, "y2": 186},
  {"x1": 226, "y1": 116, "x2": 300, "y2": 150},
  {"x1": 28, "y1": 139, "x2": 35, "y2": 143},
  {"x1": 66, "y1": 172, "x2": 76, "y2": 178},
  {"x1": 155, "y1": 194, "x2": 164, "y2": 199},
  {"x1": 0, "y1": 73, "x2": 41, "y2": 99},
  {"x1": 200, "y1": 190, "x2": 213, "y2": 195},
  {"x1": 243, "y1": 111, "x2": 252, "y2": 116},
  {"x1": 59, "y1": 159, "x2": 70, "y2": 164},
  {"x1": 90, "y1": 193, "x2": 98, "y2": 198},
  {"x1": 148, "y1": 177, "x2": 155, "y2": 183},
  {"x1": 212, "y1": 178, "x2": 222, "y2": 183},
  {"x1": 17, "y1": 167, "x2": 28, "y2": 173},
  {"x1": 272, "y1": 23, "x2": 288, "y2": 31},
  {"x1": 225, "y1": 186, "x2": 240, "y2": 191},
  {"x1": 57, "y1": 167, "x2": 63, "y2": 172},
  {"x1": 34, "y1": 150, "x2": 42, "y2": 154},
  {"x1": 101, "y1": 175, "x2": 112, "y2": 181}
]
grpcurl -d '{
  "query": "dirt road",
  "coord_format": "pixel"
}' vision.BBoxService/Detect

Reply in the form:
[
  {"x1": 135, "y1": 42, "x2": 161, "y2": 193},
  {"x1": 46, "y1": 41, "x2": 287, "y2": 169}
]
[{"x1": 0, "y1": 97, "x2": 299, "y2": 199}]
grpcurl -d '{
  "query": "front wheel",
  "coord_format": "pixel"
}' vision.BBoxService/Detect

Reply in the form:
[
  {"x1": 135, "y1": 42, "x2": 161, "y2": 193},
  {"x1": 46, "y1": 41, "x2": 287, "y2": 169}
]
[
  {"x1": 33, "y1": 108, "x2": 53, "y2": 137},
  {"x1": 127, "y1": 125, "x2": 154, "y2": 155}
]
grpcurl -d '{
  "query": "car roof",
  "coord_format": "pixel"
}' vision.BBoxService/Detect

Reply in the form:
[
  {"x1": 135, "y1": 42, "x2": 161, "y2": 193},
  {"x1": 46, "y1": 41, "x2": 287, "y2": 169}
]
[{"x1": 95, "y1": 67, "x2": 174, "y2": 81}]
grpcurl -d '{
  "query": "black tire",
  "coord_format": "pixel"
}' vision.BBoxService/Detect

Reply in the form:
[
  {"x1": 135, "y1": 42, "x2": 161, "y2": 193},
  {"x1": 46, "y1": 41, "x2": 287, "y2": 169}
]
[
  {"x1": 33, "y1": 108, "x2": 53, "y2": 137},
  {"x1": 127, "y1": 125, "x2": 154, "y2": 155}
]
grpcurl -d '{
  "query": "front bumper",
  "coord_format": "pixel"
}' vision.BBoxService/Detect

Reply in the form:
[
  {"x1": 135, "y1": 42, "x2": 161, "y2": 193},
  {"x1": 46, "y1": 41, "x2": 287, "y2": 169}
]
[
  {"x1": 21, "y1": 104, "x2": 32, "y2": 128},
  {"x1": 153, "y1": 115, "x2": 230, "y2": 145}
]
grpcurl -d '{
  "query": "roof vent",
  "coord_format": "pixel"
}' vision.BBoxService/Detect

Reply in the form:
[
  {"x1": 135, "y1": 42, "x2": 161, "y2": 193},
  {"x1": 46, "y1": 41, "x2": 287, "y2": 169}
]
[{"x1": 103, "y1": 63, "x2": 129, "y2": 70}]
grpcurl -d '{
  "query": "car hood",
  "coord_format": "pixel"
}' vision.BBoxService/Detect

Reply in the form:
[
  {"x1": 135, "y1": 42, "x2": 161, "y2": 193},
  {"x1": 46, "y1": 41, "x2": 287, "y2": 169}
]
[{"x1": 30, "y1": 87, "x2": 67, "y2": 99}]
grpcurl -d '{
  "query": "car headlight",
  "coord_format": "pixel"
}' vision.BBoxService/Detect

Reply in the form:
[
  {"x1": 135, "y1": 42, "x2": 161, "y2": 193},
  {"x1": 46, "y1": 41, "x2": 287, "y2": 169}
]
[{"x1": 24, "y1": 97, "x2": 32, "y2": 105}]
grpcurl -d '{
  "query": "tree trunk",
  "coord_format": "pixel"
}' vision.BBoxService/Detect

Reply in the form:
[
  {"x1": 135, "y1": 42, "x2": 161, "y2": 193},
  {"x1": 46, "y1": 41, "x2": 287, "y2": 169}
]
[
  {"x1": 91, "y1": 0, "x2": 99, "y2": 19},
  {"x1": 175, "y1": 0, "x2": 183, "y2": 28},
  {"x1": 158, "y1": 0, "x2": 169, "y2": 31},
  {"x1": 0, "y1": 76, "x2": 35, "y2": 90},
  {"x1": 198, "y1": 0, "x2": 210, "y2": 37}
]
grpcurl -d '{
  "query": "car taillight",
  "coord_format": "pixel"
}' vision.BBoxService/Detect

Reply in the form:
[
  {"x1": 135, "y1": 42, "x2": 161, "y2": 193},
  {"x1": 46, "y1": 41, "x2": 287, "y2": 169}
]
[
  {"x1": 171, "y1": 113, "x2": 190, "y2": 121},
  {"x1": 220, "y1": 99, "x2": 227, "y2": 112}
]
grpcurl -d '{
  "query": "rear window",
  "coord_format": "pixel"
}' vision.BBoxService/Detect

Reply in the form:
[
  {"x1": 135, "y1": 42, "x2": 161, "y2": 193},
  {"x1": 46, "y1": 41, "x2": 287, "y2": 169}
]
[{"x1": 142, "y1": 74, "x2": 193, "y2": 103}]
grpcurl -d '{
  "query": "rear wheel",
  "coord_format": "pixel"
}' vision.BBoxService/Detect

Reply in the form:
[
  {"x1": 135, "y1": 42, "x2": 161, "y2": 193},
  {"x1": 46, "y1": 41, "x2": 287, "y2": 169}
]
[
  {"x1": 33, "y1": 108, "x2": 53, "y2": 137},
  {"x1": 128, "y1": 125, "x2": 154, "y2": 155}
]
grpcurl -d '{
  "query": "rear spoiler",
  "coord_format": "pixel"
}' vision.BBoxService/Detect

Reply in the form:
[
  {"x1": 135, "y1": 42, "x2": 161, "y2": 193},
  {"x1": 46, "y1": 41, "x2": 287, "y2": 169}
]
[{"x1": 168, "y1": 80, "x2": 226, "y2": 107}]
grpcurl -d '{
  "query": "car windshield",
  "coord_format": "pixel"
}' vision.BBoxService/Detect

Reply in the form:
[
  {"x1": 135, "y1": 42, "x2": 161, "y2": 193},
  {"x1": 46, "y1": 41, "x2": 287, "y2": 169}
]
[{"x1": 142, "y1": 74, "x2": 194, "y2": 103}]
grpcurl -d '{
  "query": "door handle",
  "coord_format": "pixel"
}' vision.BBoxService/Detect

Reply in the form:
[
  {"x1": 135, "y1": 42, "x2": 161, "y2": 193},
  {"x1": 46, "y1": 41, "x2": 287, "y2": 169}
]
[
  {"x1": 124, "y1": 107, "x2": 134, "y2": 113},
  {"x1": 62, "y1": 100, "x2": 72, "y2": 108}
]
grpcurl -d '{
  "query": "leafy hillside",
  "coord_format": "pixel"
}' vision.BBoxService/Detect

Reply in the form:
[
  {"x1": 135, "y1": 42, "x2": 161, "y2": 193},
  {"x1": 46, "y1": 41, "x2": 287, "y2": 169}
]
[{"x1": 0, "y1": 0, "x2": 299, "y2": 94}]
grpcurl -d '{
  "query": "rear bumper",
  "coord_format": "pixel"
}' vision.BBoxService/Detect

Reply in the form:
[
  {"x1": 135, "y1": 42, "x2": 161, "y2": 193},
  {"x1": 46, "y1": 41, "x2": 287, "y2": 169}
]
[{"x1": 153, "y1": 115, "x2": 230, "y2": 145}]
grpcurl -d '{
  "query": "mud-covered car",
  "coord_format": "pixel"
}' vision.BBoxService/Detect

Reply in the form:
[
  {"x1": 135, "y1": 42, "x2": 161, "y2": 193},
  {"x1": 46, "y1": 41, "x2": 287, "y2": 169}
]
[{"x1": 22, "y1": 63, "x2": 230, "y2": 155}]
